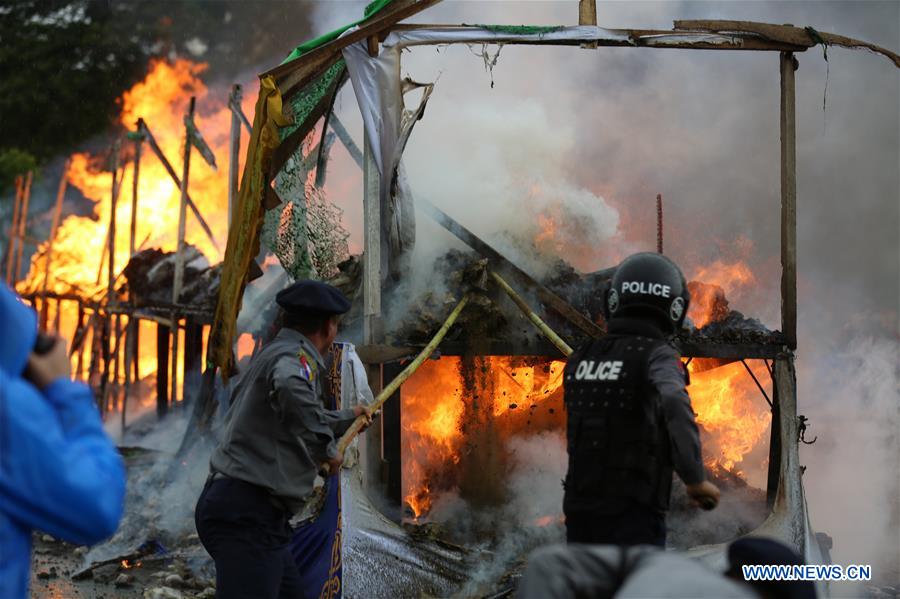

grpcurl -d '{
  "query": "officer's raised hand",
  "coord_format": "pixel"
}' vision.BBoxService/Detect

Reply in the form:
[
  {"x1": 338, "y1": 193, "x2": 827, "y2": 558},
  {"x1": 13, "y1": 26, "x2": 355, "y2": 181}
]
[
  {"x1": 686, "y1": 480, "x2": 720, "y2": 510},
  {"x1": 355, "y1": 404, "x2": 374, "y2": 430}
]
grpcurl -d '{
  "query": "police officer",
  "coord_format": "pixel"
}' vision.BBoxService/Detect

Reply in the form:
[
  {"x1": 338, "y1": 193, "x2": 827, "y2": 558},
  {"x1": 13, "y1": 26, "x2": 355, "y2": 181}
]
[
  {"x1": 563, "y1": 252, "x2": 719, "y2": 546},
  {"x1": 195, "y1": 280, "x2": 373, "y2": 599}
]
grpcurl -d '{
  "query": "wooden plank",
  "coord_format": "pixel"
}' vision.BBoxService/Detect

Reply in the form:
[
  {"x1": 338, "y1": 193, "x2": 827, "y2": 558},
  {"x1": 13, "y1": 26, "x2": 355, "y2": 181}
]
[
  {"x1": 675, "y1": 20, "x2": 900, "y2": 67},
  {"x1": 367, "y1": 35, "x2": 380, "y2": 57},
  {"x1": 780, "y1": 53, "x2": 798, "y2": 349},
  {"x1": 579, "y1": 0, "x2": 597, "y2": 26},
  {"x1": 269, "y1": 0, "x2": 443, "y2": 99},
  {"x1": 171, "y1": 97, "x2": 196, "y2": 407},
  {"x1": 156, "y1": 323, "x2": 170, "y2": 419},
  {"x1": 578, "y1": 0, "x2": 598, "y2": 49},
  {"x1": 380, "y1": 21, "x2": 900, "y2": 63},
  {"x1": 362, "y1": 131, "x2": 383, "y2": 345},
  {"x1": 418, "y1": 198, "x2": 605, "y2": 339},
  {"x1": 107, "y1": 140, "x2": 121, "y2": 301},
  {"x1": 130, "y1": 123, "x2": 144, "y2": 257},
  {"x1": 384, "y1": 23, "x2": 808, "y2": 52}
]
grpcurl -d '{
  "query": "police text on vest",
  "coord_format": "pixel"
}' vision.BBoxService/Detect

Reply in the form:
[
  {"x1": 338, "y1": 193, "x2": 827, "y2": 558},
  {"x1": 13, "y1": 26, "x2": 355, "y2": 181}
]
[
  {"x1": 621, "y1": 281, "x2": 671, "y2": 297},
  {"x1": 574, "y1": 360, "x2": 624, "y2": 381}
]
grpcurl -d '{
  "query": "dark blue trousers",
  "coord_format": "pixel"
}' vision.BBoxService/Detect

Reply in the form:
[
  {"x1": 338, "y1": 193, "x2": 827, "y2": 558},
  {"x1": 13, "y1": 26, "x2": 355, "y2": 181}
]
[{"x1": 195, "y1": 477, "x2": 305, "y2": 599}]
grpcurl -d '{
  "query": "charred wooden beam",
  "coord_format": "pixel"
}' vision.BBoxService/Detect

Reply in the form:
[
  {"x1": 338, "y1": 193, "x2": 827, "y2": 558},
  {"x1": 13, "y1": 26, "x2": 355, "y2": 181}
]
[
  {"x1": 419, "y1": 198, "x2": 605, "y2": 339},
  {"x1": 156, "y1": 323, "x2": 170, "y2": 419}
]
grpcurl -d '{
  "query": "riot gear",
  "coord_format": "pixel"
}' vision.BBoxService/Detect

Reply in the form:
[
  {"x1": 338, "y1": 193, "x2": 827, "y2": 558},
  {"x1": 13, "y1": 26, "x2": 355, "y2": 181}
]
[
  {"x1": 606, "y1": 252, "x2": 691, "y2": 332},
  {"x1": 563, "y1": 334, "x2": 673, "y2": 515}
]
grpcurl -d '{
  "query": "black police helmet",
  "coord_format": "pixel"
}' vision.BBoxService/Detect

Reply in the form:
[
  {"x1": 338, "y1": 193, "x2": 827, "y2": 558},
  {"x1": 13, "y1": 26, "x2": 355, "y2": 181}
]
[{"x1": 606, "y1": 252, "x2": 690, "y2": 332}]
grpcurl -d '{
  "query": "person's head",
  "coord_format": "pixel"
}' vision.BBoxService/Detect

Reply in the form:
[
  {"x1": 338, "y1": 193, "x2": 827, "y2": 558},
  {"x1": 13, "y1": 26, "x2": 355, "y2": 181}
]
[
  {"x1": 275, "y1": 280, "x2": 351, "y2": 353},
  {"x1": 725, "y1": 537, "x2": 817, "y2": 599},
  {"x1": 605, "y1": 252, "x2": 690, "y2": 334}
]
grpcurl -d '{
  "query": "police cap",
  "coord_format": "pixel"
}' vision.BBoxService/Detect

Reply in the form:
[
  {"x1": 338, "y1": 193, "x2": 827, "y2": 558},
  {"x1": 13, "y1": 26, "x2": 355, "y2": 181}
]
[
  {"x1": 276, "y1": 280, "x2": 351, "y2": 317},
  {"x1": 726, "y1": 537, "x2": 815, "y2": 599}
]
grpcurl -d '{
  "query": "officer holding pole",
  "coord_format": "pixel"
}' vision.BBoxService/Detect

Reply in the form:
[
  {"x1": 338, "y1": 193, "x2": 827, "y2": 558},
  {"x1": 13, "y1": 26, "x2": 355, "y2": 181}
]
[{"x1": 195, "y1": 280, "x2": 373, "y2": 598}]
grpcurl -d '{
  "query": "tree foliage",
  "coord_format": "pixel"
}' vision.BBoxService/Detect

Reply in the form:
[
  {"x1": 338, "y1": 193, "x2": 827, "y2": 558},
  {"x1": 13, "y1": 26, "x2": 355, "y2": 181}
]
[{"x1": 0, "y1": 1, "x2": 145, "y2": 189}]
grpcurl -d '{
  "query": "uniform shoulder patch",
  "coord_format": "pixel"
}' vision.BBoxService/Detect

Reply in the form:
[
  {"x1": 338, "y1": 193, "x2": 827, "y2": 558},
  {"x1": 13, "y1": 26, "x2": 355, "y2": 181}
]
[{"x1": 296, "y1": 351, "x2": 318, "y2": 384}]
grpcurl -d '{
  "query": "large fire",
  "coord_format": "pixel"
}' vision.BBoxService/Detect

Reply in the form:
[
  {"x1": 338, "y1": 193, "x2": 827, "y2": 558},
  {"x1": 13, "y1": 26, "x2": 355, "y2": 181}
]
[
  {"x1": 402, "y1": 260, "x2": 771, "y2": 520},
  {"x1": 16, "y1": 58, "x2": 255, "y2": 410}
]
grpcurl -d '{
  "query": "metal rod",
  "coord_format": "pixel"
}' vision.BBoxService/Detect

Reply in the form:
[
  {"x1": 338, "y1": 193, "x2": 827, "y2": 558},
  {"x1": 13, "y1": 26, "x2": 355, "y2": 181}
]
[
  {"x1": 656, "y1": 193, "x2": 664, "y2": 254},
  {"x1": 741, "y1": 359, "x2": 773, "y2": 409}
]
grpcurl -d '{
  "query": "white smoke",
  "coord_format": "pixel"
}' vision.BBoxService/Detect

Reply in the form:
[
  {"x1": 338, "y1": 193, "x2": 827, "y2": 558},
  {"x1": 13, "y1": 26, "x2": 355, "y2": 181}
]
[{"x1": 801, "y1": 334, "x2": 900, "y2": 595}]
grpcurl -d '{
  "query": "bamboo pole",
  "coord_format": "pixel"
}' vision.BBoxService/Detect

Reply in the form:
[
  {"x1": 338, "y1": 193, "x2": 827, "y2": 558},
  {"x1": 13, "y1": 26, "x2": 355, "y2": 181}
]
[
  {"x1": 490, "y1": 271, "x2": 574, "y2": 357},
  {"x1": 171, "y1": 97, "x2": 196, "y2": 407},
  {"x1": 12, "y1": 171, "x2": 34, "y2": 285},
  {"x1": 40, "y1": 159, "x2": 71, "y2": 328},
  {"x1": 327, "y1": 292, "x2": 471, "y2": 469},
  {"x1": 100, "y1": 142, "x2": 121, "y2": 410},
  {"x1": 121, "y1": 124, "x2": 144, "y2": 434},
  {"x1": 5, "y1": 175, "x2": 23, "y2": 284}
]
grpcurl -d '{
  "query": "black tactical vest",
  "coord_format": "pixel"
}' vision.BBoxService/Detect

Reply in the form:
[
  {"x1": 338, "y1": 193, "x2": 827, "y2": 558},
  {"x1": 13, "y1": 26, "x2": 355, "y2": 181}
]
[{"x1": 563, "y1": 334, "x2": 673, "y2": 514}]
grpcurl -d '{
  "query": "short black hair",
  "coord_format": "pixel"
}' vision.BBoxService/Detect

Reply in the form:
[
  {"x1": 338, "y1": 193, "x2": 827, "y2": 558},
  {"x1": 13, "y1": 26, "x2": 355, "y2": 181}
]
[{"x1": 280, "y1": 310, "x2": 335, "y2": 336}]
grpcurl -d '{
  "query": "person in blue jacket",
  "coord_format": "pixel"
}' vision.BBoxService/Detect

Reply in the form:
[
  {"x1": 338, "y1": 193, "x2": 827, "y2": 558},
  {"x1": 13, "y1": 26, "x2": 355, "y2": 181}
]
[{"x1": 0, "y1": 283, "x2": 126, "y2": 598}]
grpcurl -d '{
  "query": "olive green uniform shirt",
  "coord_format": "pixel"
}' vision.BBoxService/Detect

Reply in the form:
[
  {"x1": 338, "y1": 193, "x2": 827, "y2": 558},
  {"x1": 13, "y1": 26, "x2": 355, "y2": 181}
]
[{"x1": 209, "y1": 329, "x2": 357, "y2": 512}]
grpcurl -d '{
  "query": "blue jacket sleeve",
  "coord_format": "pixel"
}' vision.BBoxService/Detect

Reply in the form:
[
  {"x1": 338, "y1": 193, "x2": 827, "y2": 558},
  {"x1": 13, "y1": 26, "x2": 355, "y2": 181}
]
[{"x1": 0, "y1": 374, "x2": 125, "y2": 545}]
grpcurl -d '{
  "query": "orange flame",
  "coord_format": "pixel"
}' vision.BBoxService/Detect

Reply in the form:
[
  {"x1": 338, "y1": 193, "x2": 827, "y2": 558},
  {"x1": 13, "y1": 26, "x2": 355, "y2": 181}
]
[
  {"x1": 402, "y1": 354, "x2": 771, "y2": 519},
  {"x1": 402, "y1": 357, "x2": 566, "y2": 519},
  {"x1": 688, "y1": 359, "x2": 771, "y2": 472},
  {"x1": 688, "y1": 260, "x2": 757, "y2": 328},
  {"x1": 17, "y1": 58, "x2": 255, "y2": 410}
]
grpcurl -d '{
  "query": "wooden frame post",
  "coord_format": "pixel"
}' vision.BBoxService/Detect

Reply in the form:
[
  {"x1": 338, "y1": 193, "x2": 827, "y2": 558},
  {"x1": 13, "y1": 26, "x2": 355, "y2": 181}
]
[
  {"x1": 362, "y1": 130, "x2": 384, "y2": 493},
  {"x1": 171, "y1": 97, "x2": 196, "y2": 407},
  {"x1": 40, "y1": 159, "x2": 71, "y2": 329},
  {"x1": 228, "y1": 84, "x2": 242, "y2": 230},
  {"x1": 780, "y1": 52, "x2": 798, "y2": 349},
  {"x1": 12, "y1": 171, "x2": 33, "y2": 285}
]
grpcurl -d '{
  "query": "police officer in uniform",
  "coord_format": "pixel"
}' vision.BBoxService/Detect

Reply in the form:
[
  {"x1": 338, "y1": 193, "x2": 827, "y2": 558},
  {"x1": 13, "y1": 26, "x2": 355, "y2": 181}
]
[
  {"x1": 563, "y1": 252, "x2": 719, "y2": 546},
  {"x1": 195, "y1": 280, "x2": 372, "y2": 598}
]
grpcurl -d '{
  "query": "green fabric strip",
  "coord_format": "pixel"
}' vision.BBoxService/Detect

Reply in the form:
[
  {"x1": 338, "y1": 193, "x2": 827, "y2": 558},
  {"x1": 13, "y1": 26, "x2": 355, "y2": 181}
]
[{"x1": 281, "y1": 0, "x2": 395, "y2": 64}]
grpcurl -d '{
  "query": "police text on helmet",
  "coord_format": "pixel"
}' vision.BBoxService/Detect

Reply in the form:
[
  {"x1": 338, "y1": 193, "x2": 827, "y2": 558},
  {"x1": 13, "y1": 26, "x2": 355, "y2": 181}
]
[
  {"x1": 574, "y1": 360, "x2": 624, "y2": 381},
  {"x1": 621, "y1": 281, "x2": 671, "y2": 298}
]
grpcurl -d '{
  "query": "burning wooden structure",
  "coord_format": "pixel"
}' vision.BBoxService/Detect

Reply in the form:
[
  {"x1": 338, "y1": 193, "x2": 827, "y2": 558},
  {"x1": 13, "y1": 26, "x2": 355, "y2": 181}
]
[
  {"x1": 203, "y1": 4, "x2": 897, "y2": 580},
  {"x1": 6, "y1": 1, "x2": 899, "y2": 596}
]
